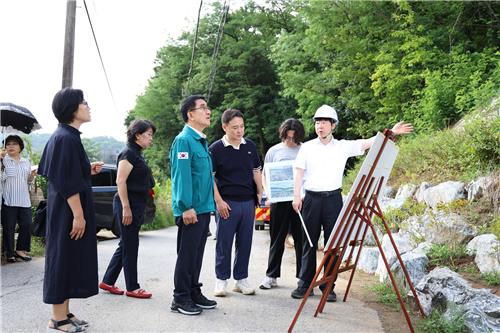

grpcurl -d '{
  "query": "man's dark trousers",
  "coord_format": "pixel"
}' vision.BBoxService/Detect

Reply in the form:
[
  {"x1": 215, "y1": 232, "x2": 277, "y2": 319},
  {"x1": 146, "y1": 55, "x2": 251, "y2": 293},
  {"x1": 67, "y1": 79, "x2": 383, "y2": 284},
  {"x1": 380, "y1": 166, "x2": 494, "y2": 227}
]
[
  {"x1": 266, "y1": 201, "x2": 303, "y2": 278},
  {"x1": 297, "y1": 190, "x2": 343, "y2": 288},
  {"x1": 174, "y1": 213, "x2": 210, "y2": 302},
  {"x1": 215, "y1": 199, "x2": 254, "y2": 280}
]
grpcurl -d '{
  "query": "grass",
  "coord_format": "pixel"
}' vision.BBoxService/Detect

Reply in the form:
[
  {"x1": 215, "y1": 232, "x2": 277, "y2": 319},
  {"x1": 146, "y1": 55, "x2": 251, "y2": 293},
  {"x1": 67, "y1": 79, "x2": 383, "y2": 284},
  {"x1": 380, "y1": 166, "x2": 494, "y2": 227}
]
[
  {"x1": 482, "y1": 272, "x2": 500, "y2": 286},
  {"x1": 417, "y1": 308, "x2": 467, "y2": 333},
  {"x1": 427, "y1": 244, "x2": 470, "y2": 271},
  {"x1": 369, "y1": 282, "x2": 407, "y2": 310}
]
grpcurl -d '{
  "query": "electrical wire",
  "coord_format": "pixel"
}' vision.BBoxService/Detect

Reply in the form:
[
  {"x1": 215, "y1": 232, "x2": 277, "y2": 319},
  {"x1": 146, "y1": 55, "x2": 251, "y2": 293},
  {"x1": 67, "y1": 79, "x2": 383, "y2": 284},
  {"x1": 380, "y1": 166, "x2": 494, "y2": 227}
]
[
  {"x1": 206, "y1": 1, "x2": 229, "y2": 103},
  {"x1": 185, "y1": 0, "x2": 204, "y2": 96},
  {"x1": 82, "y1": 0, "x2": 117, "y2": 111}
]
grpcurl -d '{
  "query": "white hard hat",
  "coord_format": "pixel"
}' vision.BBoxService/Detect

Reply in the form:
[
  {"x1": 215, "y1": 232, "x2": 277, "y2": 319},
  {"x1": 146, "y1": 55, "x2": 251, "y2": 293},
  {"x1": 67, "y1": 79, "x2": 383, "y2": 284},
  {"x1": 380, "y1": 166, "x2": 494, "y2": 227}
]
[{"x1": 313, "y1": 105, "x2": 338, "y2": 123}]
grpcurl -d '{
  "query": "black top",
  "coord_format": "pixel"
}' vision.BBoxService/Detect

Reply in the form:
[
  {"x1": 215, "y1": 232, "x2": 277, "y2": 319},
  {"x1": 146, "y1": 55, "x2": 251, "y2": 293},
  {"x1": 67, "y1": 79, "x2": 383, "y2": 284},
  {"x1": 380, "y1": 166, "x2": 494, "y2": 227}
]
[
  {"x1": 117, "y1": 141, "x2": 155, "y2": 204},
  {"x1": 209, "y1": 138, "x2": 261, "y2": 202}
]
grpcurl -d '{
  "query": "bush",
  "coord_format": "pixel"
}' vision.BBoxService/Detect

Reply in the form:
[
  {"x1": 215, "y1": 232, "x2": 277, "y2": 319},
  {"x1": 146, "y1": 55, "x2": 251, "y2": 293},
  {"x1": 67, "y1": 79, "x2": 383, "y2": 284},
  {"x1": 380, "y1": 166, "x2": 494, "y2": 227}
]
[{"x1": 141, "y1": 179, "x2": 175, "y2": 232}]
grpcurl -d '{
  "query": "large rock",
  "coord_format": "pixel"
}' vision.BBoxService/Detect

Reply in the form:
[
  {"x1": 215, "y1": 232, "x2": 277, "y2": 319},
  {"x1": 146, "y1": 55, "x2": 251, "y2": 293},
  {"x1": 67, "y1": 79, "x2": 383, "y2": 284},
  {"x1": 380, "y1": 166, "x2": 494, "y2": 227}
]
[
  {"x1": 421, "y1": 181, "x2": 466, "y2": 208},
  {"x1": 375, "y1": 232, "x2": 416, "y2": 282},
  {"x1": 381, "y1": 184, "x2": 418, "y2": 211},
  {"x1": 390, "y1": 251, "x2": 428, "y2": 288},
  {"x1": 467, "y1": 234, "x2": 500, "y2": 274},
  {"x1": 357, "y1": 247, "x2": 380, "y2": 274},
  {"x1": 414, "y1": 182, "x2": 431, "y2": 203},
  {"x1": 400, "y1": 210, "x2": 476, "y2": 245},
  {"x1": 413, "y1": 267, "x2": 500, "y2": 333},
  {"x1": 466, "y1": 176, "x2": 494, "y2": 202}
]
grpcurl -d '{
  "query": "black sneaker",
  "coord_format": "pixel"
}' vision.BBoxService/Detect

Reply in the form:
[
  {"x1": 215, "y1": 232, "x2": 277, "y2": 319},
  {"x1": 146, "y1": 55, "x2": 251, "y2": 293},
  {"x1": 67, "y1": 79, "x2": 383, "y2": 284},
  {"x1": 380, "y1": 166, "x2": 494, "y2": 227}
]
[
  {"x1": 192, "y1": 293, "x2": 217, "y2": 309},
  {"x1": 326, "y1": 290, "x2": 337, "y2": 302},
  {"x1": 171, "y1": 300, "x2": 203, "y2": 315},
  {"x1": 291, "y1": 287, "x2": 314, "y2": 299}
]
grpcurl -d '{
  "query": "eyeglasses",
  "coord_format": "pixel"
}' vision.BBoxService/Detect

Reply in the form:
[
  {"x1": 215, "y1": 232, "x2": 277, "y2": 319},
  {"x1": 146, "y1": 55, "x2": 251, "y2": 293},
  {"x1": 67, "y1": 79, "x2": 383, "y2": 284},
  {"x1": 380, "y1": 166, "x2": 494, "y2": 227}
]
[
  {"x1": 190, "y1": 106, "x2": 210, "y2": 112},
  {"x1": 81, "y1": 101, "x2": 89, "y2": 106}
]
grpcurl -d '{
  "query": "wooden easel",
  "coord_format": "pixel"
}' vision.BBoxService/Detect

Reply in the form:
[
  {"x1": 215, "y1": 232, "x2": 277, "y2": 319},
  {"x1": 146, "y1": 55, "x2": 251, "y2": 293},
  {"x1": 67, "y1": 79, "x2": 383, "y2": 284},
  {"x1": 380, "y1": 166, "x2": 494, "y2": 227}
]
[{"x1": 289, "y1": 130, "x2": 425, "y2": 333}]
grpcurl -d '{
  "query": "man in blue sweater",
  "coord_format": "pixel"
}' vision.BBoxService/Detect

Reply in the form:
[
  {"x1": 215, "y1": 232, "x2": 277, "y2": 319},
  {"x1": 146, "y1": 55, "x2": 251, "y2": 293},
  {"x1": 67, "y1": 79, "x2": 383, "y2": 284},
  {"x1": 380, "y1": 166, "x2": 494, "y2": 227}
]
[
  {"x1": 170, "y1": 95, "x2": 217, "y2": 315},
  {"x1": 210, "y1": 109, "x2": 263, "y2": 297}
]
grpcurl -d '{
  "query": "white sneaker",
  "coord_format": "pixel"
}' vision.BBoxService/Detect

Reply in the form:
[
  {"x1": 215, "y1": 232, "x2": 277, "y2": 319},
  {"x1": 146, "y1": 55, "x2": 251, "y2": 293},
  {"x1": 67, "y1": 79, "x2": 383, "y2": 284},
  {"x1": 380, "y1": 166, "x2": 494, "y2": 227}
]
[
  {"x1": 214, "y1": 279, "x2": 228, "y2": 297},
  {"x1": 259, "y1": 276, "x2": 278, "y2": 290},
  {"x1": 233, "y1": 278, "x2": 255, "y2": 295}
]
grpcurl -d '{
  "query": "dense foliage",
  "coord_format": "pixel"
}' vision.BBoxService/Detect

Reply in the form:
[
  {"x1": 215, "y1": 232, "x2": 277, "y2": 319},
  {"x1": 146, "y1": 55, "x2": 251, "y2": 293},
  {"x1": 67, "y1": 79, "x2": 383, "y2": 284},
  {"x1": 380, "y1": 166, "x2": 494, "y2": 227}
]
[{"x1": 127, "y1": 0, "x2": 499, "y2": 179}]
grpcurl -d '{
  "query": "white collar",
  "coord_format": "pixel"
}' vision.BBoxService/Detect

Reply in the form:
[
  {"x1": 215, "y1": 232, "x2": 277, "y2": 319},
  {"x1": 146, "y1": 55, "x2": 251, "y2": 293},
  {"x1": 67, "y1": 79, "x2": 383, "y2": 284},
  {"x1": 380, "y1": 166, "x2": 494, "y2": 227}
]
[
  {"x1": 222, "y1": 135, "x2": 246, "y2": 149},
  {"x1": 187, "y1": 125, "x2": 206, "y2": 139}
]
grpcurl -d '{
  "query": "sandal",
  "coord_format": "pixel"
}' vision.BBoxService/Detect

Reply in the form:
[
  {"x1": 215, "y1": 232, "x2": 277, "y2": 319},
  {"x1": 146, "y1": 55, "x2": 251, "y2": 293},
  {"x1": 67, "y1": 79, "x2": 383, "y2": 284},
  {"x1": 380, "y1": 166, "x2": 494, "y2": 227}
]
[
  {"x1": 15, "y1": 252, "x2": 32, "y2": 261},
  {"x1": 47, "y1": 319, "x2": 85, "y2": 332},
  {"x1": 67, "y1": 313, "x2": 89, "y2": 327}
]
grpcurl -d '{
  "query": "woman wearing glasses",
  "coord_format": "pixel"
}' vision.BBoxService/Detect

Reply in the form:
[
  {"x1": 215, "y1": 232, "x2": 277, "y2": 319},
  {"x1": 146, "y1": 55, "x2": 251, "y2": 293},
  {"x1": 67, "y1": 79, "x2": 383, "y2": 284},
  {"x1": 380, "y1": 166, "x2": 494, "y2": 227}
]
[
  {"x1": 100, "y1": 119, "x2": 156, "y2": 299},
  {"x1": 38, "y1": 88, "x2": 103, "y2": 332}
]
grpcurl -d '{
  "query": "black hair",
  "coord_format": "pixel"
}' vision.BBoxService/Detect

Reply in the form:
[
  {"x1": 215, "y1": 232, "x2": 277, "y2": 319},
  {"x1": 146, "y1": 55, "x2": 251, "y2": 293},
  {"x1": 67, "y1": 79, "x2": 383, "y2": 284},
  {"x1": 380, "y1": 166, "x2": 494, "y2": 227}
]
[
  {"x1": 180, "y1": 95, "x2": 207, "y2": 122},
  {"x1": 127, "y1": 119, "x2": 156, "y2": 144},
  {"x1": 314, "y1": 117, "x2": 335, "y2": 124},
  {"x1": 52, "y1": 88, "x2": 84, "y2": 124},
  {"x1": 3, "y1": 135, "x2": 24, "y2": 152},
  {"x1": 221, "y1": 109, "x2": 244, "y2": 125},
  {"x1": 279, "y1": 118, "x2": 305, "y2": 144}
]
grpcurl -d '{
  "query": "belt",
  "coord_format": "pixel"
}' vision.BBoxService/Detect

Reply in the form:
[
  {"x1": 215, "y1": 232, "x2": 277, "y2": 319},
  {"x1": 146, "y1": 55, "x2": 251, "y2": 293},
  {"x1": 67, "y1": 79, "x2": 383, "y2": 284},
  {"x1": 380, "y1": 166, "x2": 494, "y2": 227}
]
[{"x1": 305, "y1": 189, "x2": 341, "y2": 197}]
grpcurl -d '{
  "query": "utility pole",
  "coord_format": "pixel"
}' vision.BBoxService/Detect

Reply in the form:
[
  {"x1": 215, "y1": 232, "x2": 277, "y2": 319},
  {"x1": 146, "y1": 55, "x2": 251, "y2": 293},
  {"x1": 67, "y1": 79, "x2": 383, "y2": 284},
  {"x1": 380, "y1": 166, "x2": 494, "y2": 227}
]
[{"x1": 62, "y1": 0, "x2": 77, "y2": 88}]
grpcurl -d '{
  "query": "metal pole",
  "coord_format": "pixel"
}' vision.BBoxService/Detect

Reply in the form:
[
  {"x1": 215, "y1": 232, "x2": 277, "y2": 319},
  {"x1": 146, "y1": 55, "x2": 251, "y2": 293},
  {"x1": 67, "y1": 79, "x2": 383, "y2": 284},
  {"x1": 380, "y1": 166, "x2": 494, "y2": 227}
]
[{"x1": 62, "y1": 0, "x2": 77, "y2": 88}]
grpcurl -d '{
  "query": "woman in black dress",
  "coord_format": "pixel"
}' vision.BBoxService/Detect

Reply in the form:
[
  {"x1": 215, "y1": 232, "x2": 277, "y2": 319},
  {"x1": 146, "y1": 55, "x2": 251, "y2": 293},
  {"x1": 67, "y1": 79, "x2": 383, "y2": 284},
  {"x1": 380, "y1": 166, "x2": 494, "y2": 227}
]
[
  {"x1": 38, "y1": 88, "x2": 103, "y2": 332},
  {"x1": 100, "y1": 119, "x2": 155, "y2": 299}
]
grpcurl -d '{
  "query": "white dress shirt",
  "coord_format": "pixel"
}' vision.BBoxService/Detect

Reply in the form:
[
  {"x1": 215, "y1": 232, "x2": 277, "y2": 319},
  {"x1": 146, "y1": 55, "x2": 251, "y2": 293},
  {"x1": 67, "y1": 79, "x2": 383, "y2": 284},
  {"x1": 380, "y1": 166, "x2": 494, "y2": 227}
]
[{"x1": 294, "y1": 137, "x2": 364, "y2": 191}]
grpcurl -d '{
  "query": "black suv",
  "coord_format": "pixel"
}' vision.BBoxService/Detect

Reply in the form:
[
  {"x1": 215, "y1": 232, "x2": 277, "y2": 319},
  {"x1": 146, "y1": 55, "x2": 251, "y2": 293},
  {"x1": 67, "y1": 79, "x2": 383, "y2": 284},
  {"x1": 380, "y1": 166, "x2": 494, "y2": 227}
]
[{"x1": 91, "y1": 164, "x2": 156, "y2": 237}]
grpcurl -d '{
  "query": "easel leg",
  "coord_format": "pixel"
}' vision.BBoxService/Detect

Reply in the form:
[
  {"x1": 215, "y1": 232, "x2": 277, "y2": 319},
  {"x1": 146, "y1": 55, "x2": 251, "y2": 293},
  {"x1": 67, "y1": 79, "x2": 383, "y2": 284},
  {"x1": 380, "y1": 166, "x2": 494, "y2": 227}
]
[
  {"x1": 370, "y1": 224, "x2": 415, "y2": 333},
  {"x1": 288, "y1": 252, "x2": 331, "y2": 332},
  {"x1": 343, "y1": 226, "x2": 369, "y2": 302}
]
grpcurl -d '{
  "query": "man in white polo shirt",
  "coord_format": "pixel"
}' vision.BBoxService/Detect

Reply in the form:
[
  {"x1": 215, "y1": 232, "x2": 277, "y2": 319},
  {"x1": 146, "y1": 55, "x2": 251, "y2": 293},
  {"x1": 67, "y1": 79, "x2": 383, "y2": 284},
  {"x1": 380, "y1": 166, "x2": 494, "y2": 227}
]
[{"x1": 291, "y1": 105, "x2": 412, "y2": 301}]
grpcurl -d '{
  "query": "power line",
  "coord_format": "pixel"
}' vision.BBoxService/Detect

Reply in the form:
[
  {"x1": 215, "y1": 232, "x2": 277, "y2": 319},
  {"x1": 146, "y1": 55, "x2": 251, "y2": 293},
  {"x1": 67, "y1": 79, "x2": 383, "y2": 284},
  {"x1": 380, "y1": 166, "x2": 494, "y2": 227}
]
[
  {"x1": 82, "y1": 0, "x2": 117, "y2": 111},
  {"x1": 185, "y1": 0, "x2": 204, "y2": 96},
  {"x1": 206, "y1": 1, "x2": 229, "y2": 103}
]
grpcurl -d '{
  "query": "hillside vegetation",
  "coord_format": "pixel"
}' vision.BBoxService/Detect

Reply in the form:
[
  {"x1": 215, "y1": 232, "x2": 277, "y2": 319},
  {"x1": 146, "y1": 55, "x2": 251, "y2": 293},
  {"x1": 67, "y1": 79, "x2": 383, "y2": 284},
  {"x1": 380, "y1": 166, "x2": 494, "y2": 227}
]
[{"x1": 126, "y1": 0, "x2": 499, "y2": 179}]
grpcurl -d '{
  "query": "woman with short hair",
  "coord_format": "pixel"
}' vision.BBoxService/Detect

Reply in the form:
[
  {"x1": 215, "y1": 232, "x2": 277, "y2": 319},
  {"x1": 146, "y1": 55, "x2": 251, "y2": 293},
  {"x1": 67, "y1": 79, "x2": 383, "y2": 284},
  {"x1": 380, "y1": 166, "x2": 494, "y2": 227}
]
[
  {"x1": 1, "y1": 135, "x2": 35, "y2": 263},
  {"x1": 38, "y1": 88, "x2": 103, "y2": 332},
  {"x1": 99, "y1": 119, "x2": 156, "y2": 299}
]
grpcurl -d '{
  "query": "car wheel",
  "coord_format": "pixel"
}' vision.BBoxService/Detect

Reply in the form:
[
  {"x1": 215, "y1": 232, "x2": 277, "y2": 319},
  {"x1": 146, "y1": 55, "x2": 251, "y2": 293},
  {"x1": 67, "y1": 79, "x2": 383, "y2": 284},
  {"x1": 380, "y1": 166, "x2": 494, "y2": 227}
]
[{"x1": 111, "y1": 219, "x2": 121, "y2": 237}]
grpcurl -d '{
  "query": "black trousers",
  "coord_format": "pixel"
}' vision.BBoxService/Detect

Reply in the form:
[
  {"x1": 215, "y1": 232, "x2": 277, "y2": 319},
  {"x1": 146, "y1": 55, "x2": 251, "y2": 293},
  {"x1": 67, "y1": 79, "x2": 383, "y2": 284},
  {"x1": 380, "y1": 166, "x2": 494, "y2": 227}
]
[
  {"x1": 1, "y1": 203, "x2": 32, "y2": 258},
  {"x1": 173, "y1": 213, "x2": 210, "y2": 303},
  {"x1": 297, "y1": 190, "x2": 343, "y2": 288},
  {"x1": 102, "y1": 197, "x2": 144, "y2": 291},
  {"x1": 265, "y1": 201, "x2": 303, "y2": 278}
]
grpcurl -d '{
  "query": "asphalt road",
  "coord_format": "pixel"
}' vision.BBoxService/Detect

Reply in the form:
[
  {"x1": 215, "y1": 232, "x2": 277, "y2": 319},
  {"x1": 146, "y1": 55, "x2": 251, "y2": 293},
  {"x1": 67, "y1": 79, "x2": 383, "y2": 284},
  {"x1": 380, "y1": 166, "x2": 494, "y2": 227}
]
[{"x1": 1, "y1": 222, "x2": 384, "y2": 332}]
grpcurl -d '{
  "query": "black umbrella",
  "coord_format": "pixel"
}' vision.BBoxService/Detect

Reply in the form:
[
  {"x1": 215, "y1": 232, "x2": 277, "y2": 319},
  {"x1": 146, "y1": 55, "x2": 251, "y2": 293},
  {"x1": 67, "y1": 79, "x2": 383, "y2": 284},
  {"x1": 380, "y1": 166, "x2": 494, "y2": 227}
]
[{"x1": 0, "y1": 102, "x2": 41, "y2": 134}]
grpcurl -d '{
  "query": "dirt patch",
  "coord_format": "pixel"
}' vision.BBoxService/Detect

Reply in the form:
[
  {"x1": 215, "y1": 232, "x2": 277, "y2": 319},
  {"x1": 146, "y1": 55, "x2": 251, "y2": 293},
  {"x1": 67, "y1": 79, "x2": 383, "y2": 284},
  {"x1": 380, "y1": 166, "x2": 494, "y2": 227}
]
[{"x1": 336, "y1": 270, "x2": 423, "y2": 333}]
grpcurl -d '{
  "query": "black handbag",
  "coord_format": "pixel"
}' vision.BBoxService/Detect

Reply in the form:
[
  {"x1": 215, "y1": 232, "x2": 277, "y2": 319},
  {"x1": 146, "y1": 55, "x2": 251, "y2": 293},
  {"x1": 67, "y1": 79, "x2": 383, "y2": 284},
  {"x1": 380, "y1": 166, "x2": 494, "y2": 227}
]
[{"x1": 31, "y1": 200, "x2": 47, "y2": 237}]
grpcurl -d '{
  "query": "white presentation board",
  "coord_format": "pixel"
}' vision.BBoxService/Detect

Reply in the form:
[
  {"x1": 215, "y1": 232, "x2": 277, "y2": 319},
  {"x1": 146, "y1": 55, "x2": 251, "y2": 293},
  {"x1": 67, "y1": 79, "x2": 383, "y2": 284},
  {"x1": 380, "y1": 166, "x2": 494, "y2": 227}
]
[
  {"x1": 325, "y1": 132, "x2": 399, "y2": 250},
  {"x1": 264, "y1": 160, "x2": 295, "y2": 203}
]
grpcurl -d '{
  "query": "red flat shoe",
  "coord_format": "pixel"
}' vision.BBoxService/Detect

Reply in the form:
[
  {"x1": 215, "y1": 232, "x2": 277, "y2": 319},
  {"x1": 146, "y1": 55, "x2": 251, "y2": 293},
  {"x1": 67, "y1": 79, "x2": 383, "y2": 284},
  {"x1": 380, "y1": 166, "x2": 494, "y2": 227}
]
[
  {"x1": 126, "y1": 288, "x2": 152, "y2": 299},
  {"x1": 99, "y1": 282, "x2": 124, "y2": 295}
]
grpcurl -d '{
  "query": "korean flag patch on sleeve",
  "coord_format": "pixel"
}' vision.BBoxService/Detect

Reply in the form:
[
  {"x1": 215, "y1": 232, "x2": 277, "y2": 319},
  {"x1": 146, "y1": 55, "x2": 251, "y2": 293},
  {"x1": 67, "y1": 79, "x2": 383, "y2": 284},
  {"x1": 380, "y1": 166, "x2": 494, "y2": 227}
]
[{"x1": 177, "y1": 152, "x2": 189, "y2": 159}]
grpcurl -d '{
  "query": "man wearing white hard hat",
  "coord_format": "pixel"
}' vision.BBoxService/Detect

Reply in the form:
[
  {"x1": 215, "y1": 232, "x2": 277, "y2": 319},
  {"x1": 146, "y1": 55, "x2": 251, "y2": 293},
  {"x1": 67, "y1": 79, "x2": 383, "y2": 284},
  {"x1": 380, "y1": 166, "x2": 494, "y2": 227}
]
[{"x1": 291, "y1": 104, "x2": 412, "y2": 301}]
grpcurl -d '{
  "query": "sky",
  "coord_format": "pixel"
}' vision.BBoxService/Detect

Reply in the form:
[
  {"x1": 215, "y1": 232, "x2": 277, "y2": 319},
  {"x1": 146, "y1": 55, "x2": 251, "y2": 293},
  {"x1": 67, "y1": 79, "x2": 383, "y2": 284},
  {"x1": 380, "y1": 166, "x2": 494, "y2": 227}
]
[{"x1": 0, "y1": 0, "x2": 225, "y2": 140}]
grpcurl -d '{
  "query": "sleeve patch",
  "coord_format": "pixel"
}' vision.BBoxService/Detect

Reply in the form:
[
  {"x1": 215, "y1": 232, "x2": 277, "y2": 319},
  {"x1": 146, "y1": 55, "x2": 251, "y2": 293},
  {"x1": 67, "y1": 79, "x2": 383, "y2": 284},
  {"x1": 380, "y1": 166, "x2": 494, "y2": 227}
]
[{"x1": 177, "y1": 152, "x2": 189, "y2": 159}]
